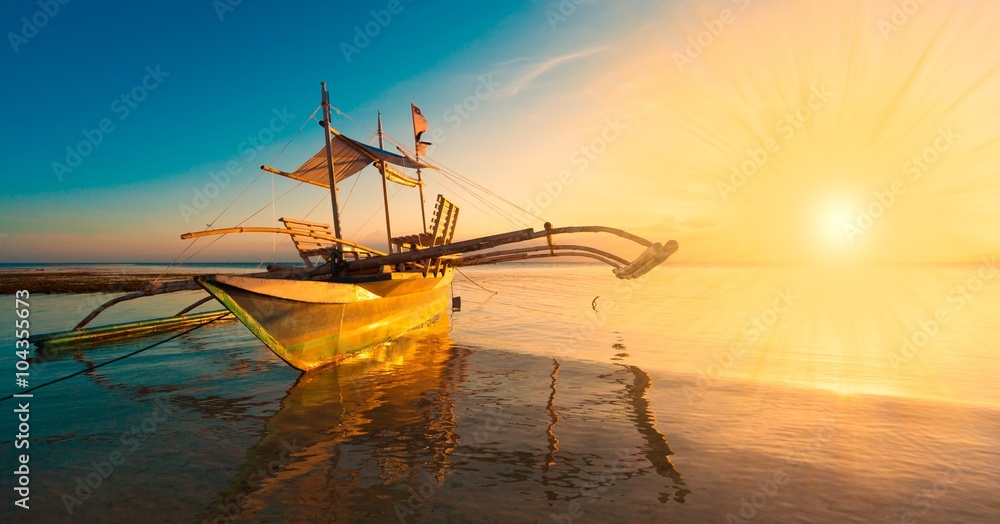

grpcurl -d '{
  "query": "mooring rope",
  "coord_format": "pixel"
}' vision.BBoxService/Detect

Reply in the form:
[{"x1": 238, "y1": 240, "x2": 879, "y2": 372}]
[
  {"x1": 455, "y1": 267, "x2": 498, "y2": 295},
  {"x1": 152, "y1": 105, "x2": 321, "y2": 284},
  {"x1": 1, "y1": 312, "x2": 231, "y2": 402}
]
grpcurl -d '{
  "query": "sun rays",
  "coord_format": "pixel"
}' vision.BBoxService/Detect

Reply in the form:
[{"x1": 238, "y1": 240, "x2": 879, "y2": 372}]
[{"x1": 573, "y1": 0, "x2": 1000, "y2": 264}]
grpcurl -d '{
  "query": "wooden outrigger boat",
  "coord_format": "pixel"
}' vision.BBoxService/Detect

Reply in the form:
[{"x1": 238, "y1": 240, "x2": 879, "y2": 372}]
[{"x1": 32, "y1": 83, "x2": 679, "y2": 371}]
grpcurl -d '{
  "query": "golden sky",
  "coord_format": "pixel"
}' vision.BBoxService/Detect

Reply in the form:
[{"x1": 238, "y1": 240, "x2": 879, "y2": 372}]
[
  {"x1": 501, "y1": 0, "x2": 1000, "y2": 264},
  {"x1": 4, "y1": 0, "x2": 998, "y2": 264}
]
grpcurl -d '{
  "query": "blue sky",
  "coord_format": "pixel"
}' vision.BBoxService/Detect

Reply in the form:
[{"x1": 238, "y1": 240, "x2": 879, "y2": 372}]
[
  {"x1": 3, "y1": 1, "x2": 537, "y2": 194},
  {"x1": 3, "y1": 0, "x2": 666, "y2": 262}
]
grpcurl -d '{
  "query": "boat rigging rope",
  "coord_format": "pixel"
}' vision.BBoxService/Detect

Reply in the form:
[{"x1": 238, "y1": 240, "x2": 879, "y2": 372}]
[
  {"x1": 432, "y1": 169, "x2": 532, "y2": 228},
  {"x1": 214, "y1": 104, "x2": 320, "y2": 232},
  {"x1": 340, "y1": 159, "x2": 366, "y2": 214},
  {"x1": 0, "y1": 312, "x2": 231, "y2": 402},
  {"x1": 428, "y1": 160, "x2": 543, "y2": 222},
  {"x1": 330, "y1": 105, "x2": 545, "y2": 226},
  {"x1": 172, "y1": 180, "x2": 311, "y2": 269},
  {"x1": 152, "y1": 105, "x2": 322, "y2": 284},
  {"x1": 419, "y1": 172, "x2": 519, "y2": 230},
  {"x1": 348, "y1": 184, "x2": 405, "y2": 239},
  {"x1": 168, "y1": 182, "x2": 305, "y2": 270},
  {"x1": 373, "y1": 128, "x2": 543, "y2": 225},
  {"x1": 454, "y1": 267, "x2": 498, "y2": 295}
]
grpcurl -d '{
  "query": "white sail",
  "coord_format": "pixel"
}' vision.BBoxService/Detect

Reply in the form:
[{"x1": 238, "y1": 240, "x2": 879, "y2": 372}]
[{"x1": 267, "y1": 134, "x2": 433, "y2": 189}]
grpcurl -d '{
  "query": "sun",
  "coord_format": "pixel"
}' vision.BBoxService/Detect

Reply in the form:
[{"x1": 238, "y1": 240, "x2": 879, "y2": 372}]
[{"x1": 819, "y1": 200, "x2": 857, "y2": 252}]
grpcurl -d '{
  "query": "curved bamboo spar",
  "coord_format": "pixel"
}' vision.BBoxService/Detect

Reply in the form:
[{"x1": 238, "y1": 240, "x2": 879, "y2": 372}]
[
  {"x1": 456, "y1": 245, "x2": 631, "y2": 267},
  {"x1": 174, "y1": 295, "x2": 215, "y2": 317},
  {"x1": 530, "y1": 225, "x2": 655, "y2": 248},
  {"x1": 74, "y1": 279, "x2": 203, "y2": 330},
  {"x1": 339, "y1": 226, "x2": 675, "y2": 273},
  {"x1": 457, "y1": 251, "x2": 625, "y2": 268},
  {"x1": 180, "y1": 227, "x2": 387, "y2": 256}
]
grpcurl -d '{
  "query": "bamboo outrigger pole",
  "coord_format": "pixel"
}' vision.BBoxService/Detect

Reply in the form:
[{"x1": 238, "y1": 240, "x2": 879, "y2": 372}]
[
  {"x1": 320, "y1": 82, "x2": 343, "y2": 247},
  {"x1": 377, "y1": 112, "x2": 394, "y2": 254}
]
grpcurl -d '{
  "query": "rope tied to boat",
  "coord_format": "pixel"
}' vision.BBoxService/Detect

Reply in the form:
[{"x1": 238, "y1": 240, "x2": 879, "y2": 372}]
[{"x1": 454, "y1": 267, "x2": 497, "y2": 295}]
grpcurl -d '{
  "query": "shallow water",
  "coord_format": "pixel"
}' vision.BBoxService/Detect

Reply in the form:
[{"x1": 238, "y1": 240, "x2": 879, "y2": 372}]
[{"x1": 1, "y1": 264, "x2": 997, "y2": 522}]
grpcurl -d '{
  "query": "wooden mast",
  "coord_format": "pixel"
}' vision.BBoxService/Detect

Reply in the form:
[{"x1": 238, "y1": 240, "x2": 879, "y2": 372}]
[
  {"x1": 415, "y1": 167, "x2": 427, "y2": 233},
  {"x1": 320, "y1": 82, "x2": 343, "y2": 247},
  {"x1": 377, "y1": 112, "x2": 394, "y2": 254}
]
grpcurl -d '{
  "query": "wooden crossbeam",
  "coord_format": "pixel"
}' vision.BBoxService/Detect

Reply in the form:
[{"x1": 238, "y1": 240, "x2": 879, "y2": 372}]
[{"x1": 340, "y1": 228, "x2": 534, "y2": 272}]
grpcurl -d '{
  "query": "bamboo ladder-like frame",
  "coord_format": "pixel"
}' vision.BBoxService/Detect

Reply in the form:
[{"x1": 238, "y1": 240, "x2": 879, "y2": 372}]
[
  {"x1": 279, "y1": 217, "x2": 375, "y2": 267},
  {"x1": 389, "y1": 195, "x2": 460, "y2": 275}
]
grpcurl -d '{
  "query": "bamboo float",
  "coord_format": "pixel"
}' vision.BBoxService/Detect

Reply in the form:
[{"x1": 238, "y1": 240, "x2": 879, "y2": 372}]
[{"x1": 30, "y1": 310, "x2": 233, "y2": 350}]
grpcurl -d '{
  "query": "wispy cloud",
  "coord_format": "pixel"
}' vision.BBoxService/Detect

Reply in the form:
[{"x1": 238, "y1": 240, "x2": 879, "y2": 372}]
[{"x1": 495, "y1": 46, "x2": 609, "y2": 98}]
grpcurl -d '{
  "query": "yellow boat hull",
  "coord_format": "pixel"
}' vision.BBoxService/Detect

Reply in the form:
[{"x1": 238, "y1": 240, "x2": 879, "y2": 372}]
[{"x1": 198, "y1": 269, "x2": 453, "y2": 371}]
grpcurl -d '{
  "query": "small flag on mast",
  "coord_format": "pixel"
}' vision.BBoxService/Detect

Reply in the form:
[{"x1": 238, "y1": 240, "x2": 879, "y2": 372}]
[{"x1": 411, "y1": 103, "x2": 432, "y2": 157}]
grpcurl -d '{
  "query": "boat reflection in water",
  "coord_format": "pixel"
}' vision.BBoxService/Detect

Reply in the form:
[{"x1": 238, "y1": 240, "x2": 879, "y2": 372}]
[{"x1": 203, "y1": 316, "x2": 687, "y2": 522}]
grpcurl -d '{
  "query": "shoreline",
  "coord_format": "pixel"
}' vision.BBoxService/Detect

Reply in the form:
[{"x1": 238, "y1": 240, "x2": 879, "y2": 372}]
[{"x1": 0, "y1": 269, "x2": 221, "y2": 294}]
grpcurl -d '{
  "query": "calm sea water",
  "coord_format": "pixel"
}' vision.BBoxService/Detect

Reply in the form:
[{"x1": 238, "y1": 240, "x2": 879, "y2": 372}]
[{"x1": 1, "y1": 263, "x2": 997, "y2": 523}]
